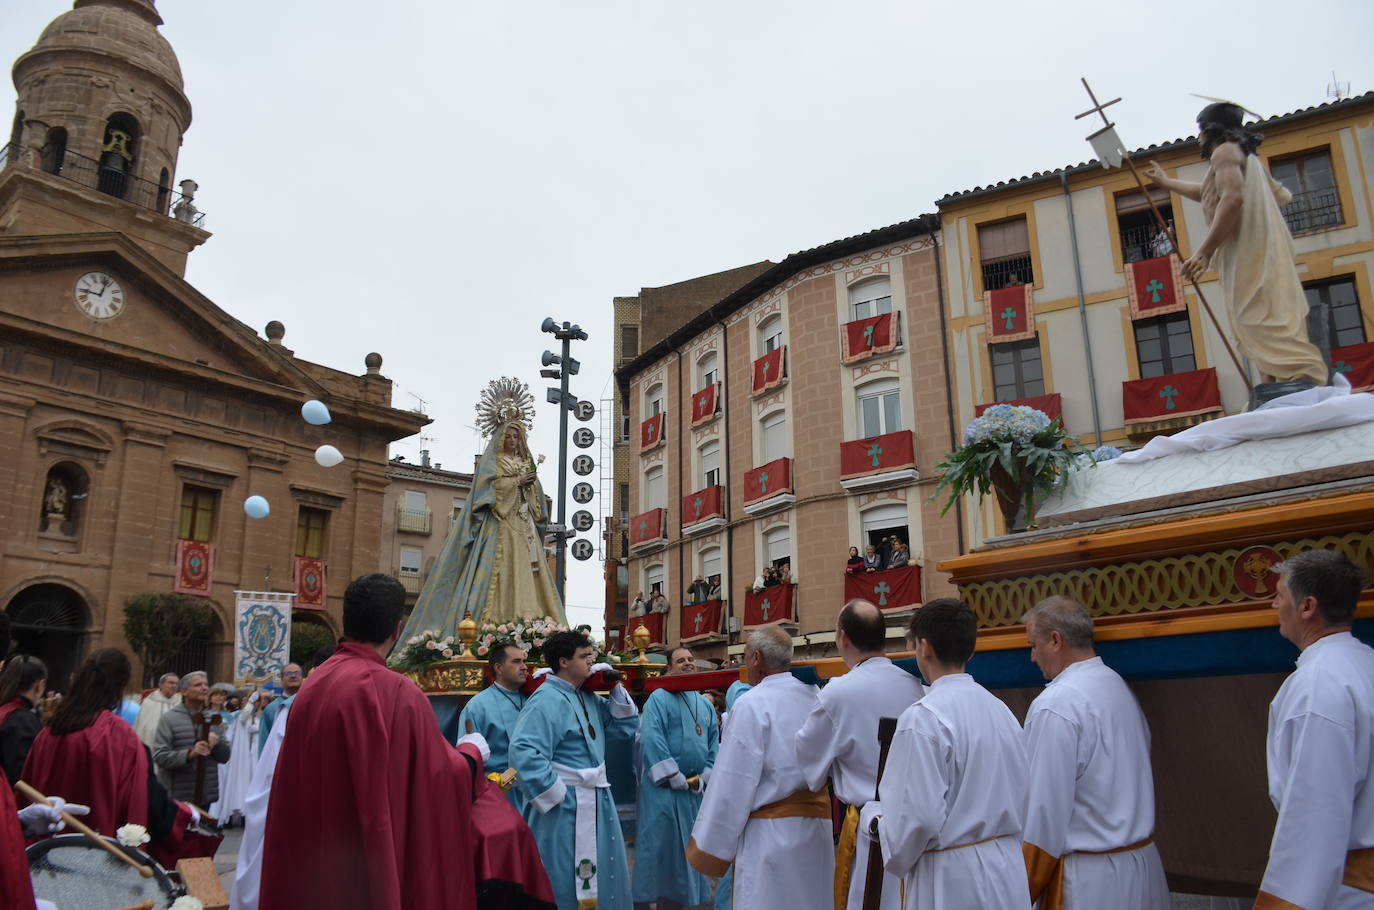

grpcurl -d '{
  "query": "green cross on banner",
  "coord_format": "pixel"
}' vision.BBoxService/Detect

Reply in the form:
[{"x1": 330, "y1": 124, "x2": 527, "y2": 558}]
[
  {"x1": 693, "y1": 497, "x2": 703, "y2": 517},
  {"x1": 693, "y1": 611, "x2": 704, "y2": 633},
  {"x1": 1001, "y1": 307, "x2": 1018, "y2": 331},
  {"x1": 873, "y1": 581, "x2": 891, "y2": 606},
  {"x1": 1159, "y1": 384, "x2": 1179, "y2": 410},
  {"x1": 762, "y1": 359, "x2": 772, "y2": 378},
  {"x1": 759, "y1": 472, "x2": 769, "y2": 493},
  {"x1": 646, "y1": 422, "x2": 656, "y2": 440},
  {"x1": 638, "y1": 519, "x2": 647, "y2": 537},
  {"x1": 1336, "y1": 360, "x2": 1353, "y2": 374},
  {"x1": 1144, "y1": 278, "x2": 1165, "y2": 303},
  {"x1": 699, "y1": 393, "x2": 708, "y2": 408},
  {"x1": 760, "y1": 598, "x2": 772, "y2": 620},
  {"x1": 867, "y1": 443, "x2": 883, "y2": 467},
  {"x1": 863, "y1": 323, "x2": 876, "y2": 347}
]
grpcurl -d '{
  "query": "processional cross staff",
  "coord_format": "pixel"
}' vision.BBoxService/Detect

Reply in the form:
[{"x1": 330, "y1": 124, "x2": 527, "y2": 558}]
[
  {"x1": 192, "y1": 708, "x2": 222, "y2": 812},
  {"x1": 1075, "y1": 78, "x2": 1253, "y2": 393}
]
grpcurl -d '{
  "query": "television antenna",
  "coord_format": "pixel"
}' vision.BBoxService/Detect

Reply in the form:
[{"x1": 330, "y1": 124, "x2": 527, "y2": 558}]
[{"x1": 1328, "y1": 71, "x2": 1350, "y2": 102}]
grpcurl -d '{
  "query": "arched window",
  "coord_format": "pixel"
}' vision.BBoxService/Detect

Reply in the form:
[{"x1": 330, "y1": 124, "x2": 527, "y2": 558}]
[
  {"x1": 758, "y1": 314, "x2": 784, "y2": 353},
  {"x1": 857, "y1": 377, "x2": 901, "y2": 438},
  {"x1": 645, "y1": 563, "x2": 665, "y2": 596},
  {"x1": 760, "y1": 410, "x2": 787, "y2": 463},
  {"x1": 762, "y1": 526, "x2": 791, "y2": 569},
  {"x1": 644, "y1": 465, "x2": 665, "y2": 511},
  {"x1": 40, "y1": 127, "x2": 67, "y2": 176},
  {"x1": 156, "y1": 167, "x2": 171, "y2": 214},
  {"x1": 39, "y1": 462, "x2": 90, "y2": 541},
  {"x1": 861, "y1": 503, "x2": 910, "y2": 554},
  {"x1": 701, "y1": 547, "x2": 722, "y2": 586},
  {"x1": 645, "y1": 382, "x2": 664, "y2": 417},
  {"x1": 849, "y1": 277, "x2": 893, "y2": 321},
  {"x1": 700, "y1": 440, "x2": 720, "y2": 488},
  {"x1": 698, "y1": 351, "x2": 719, "y2": 388},
  {"x1": 98, "y1": 113, "x2": 140, "y2": 199}
]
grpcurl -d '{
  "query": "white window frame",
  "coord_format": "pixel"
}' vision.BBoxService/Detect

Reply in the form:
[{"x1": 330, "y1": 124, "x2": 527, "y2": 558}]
[
  {"x1": 758, "y1": 314, "x2": 784, "y2": 353},
  {"x1": 644, "y1": 465, "x2": 666, "y2": 511},
  {"x1": 857, "y1": 377, "x2": 901, "y2": 439},
  {"x1": 763, "y1": 526, "x2": 791, "y2": 566},
  {"x1": 399, "y1": 545, "x2": 423, "y2": 574},
  {"x1": 701, "y1": 546, "x2": 722, "y2": 581},
  {"x1": 849, "y1": 276, "x2": 893, "y2": 321},
  {"x1": 862, "y1": 503, "x2": 909, "y2": 535},
  {"x1": 698, "y1": 352, "x2": 719, "y2": 389},
  {"x1": 645, "y1": 382, "x2": 664, "y2": 417},
  {"x1": 646, "y1": 563, "x2": 665, "y2": 595},
  {"x1": 700, "y1": 440, "x2": 721, "y2": 488},
  {"x1": 403, "y1": 490, "x2": 427, "y2": 514},
  {"x1": 760, "y1": 410, "x2": 787, "y2": 463}
]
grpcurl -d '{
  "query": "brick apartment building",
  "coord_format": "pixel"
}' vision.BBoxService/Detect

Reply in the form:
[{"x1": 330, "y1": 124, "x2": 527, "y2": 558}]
[{"x1": 382, "y1": 452, "x2": 474, "y2": 606}]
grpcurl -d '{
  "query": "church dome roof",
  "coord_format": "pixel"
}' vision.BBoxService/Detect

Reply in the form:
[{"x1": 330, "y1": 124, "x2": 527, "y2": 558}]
[{"x1": 19, "y1": 0, "x2": 183, "y2": 92}]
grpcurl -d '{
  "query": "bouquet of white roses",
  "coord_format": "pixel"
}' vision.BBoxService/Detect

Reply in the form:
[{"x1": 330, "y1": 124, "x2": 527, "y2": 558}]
[
  {"x1": 477, "y1": 616, "x2": 567, "y2": 664},
  {"x1": 387, "y1": 629, "x2": 456, "y2": 671}
]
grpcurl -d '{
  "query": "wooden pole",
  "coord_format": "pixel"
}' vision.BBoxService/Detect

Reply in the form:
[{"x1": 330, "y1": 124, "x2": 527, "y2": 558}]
[
  {"x1": 14, "y1": 780, "x2": 154, "y2": 879},
  {"x1": 860, "y1": 716, "x2": 900, "y2": 910}
]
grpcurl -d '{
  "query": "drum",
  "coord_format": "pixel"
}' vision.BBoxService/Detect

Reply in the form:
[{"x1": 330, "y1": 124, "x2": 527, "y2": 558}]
[{"x1": 28, "y1": 833, "x2": 181, "y2": 909}]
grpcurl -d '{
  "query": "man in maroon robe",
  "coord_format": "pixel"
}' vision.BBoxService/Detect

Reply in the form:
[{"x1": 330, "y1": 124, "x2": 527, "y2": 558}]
[{"x1": 259, "y1": 574, "x2": 481, "y2": 910}]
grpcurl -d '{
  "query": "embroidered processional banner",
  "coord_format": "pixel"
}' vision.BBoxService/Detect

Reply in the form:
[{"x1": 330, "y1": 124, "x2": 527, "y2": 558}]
[
  {"x1": 233, "y1": 590, "x2": 293, "y2": 685},
  {"x1": 173, "y1": 540, "x2": 214, "y2": 596},
  {"x1": 294, "y1": 557, "x2": 326, "y2": 608}
]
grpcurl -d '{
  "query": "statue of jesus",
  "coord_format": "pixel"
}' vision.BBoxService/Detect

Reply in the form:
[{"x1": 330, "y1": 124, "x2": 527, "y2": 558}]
[{"x1": 1145, "y1": 102, "x2": 1327, "y2": 389}]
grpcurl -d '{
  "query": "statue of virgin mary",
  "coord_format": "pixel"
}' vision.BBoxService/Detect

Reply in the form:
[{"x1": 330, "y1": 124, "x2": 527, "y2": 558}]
[{"x1": 402, "y1": 378, "x2": 566, "y2": 638}]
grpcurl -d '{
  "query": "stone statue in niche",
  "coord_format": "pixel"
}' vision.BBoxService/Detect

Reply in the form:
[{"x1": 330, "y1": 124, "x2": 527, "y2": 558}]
[{"x1": 42, "y1": 475, "x2": 69, "y2": 533}]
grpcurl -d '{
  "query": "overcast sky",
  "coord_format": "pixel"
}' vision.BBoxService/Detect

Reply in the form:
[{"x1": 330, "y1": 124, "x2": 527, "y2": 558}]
[{"x1": 5, "y1": 0, "x2": 1372, "y2": 635}]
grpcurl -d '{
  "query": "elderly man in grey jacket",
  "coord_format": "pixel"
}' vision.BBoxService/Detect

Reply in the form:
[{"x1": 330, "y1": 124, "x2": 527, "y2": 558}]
[{"x1": 153, "y1": 670, "x2": 230, "y2": 807}]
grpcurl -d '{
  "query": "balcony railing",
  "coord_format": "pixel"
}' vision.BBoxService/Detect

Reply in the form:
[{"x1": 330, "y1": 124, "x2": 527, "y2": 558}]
[
  {"x1": 1282, "y1": 187, "x2": 1342, "y2": 235},
  {"x1": 1, "y1": 141, "x2": 207, "y2": 227},
  {"x1": 396, "y1": 506, "x2": 432, "y2": 534},
  {"x1": 1120, "y1": 223, "x2": 1173, "y2": 263},
  {"x1": 397, "y1": 571, "x2": 422, "y2": 594}
]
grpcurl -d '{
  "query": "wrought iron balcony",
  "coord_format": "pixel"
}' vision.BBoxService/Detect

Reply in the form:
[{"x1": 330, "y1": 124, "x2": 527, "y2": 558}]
[
  {"x1": 397, "y1": 571, "x2": 423, "y2": 594},
  {"x1": 396, "y1": 505, "x2": 432, "y2": 534},
  {"x1": 0, "y1": 142, "x2": 206, "y2": 227},
  {"x1": 1282, "y1": 186, "x2": 1342, "y2": 235}
]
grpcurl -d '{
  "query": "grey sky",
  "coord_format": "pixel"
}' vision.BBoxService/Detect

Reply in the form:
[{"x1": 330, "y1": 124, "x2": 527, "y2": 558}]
[{"x1": 5, "y1": 0, "x2": 1371, "y2": 636}]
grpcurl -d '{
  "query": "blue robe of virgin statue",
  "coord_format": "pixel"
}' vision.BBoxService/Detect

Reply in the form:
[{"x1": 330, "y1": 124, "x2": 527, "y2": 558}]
[
  {"x1": 510, "y1": 674, "x2": 639, "y2": 910},
  {"x1": 401, "y1": 420, "x2": 565, "y2": 638},
  {"x1": 632, "y1": 688, "x2": 719, "y2": 906}
]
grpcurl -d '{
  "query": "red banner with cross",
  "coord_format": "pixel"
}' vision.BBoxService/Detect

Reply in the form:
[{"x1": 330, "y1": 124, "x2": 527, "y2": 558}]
[
  {"x1": 744, "y1": 582, "x2": 795, "y2": 628},
  {"x1": 690, "y1": 383, "x2": 719, "y2": 427},
  {"x1": 752, "y1": 347, "x2": 786, "y2": 395},
  {"x1": 842, "y1": 313, "x2": 898, "y2": 363},
  {"x1": 681, "y1": 599, "x2": 724, "y2": 642},
  {"x1": 840, "y1": 430, "x2": 915, "y2": 480},
  {"x1": 639, "y1": 611, "x2": 666, "y2": 647},
  {"x1": 1122, "y1": 367, "x2": 1222, "y2": 424},
  {"x1": 640, "y1": 413, "x2": 665, "y2": 451},
  {"x1": 844, "y1": 565, "x2": 922, "y2": 613},
  {"x1": 173, "y1": 539, "x2": 214, "y2": 596},
  {"x1": 1126, "y1": 255, "x2": 1187, "y2": 320},
  {"x1": 744, "y1": 457, "x2": 792, "y2": 505},
  {"x1": 294, "y1": 556, "x2": 327, "y2": 609},
  {"x1": 1333, "y1": 341, "x2": 1374, "y2": 391},
  {"x1": 983, "y1": 284, "x2": 1035, "y2": 342},
  {"x1": 974, "y1": 392, "x2": 1064, "y2": 425},
  {"x1": 629, "y1": 508, "x2": 665, "y2": 548},
  {"x1": 682, "y1": 485, "x2": 724, "y2": 527}
]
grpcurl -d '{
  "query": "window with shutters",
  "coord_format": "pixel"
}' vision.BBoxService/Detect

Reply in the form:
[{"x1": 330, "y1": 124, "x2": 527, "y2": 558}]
[
  {"x1": 1305, "y1": 277, "x2": 1366, "y2": 349},
  {"x1": 700, "y1": 440, "x2": 721, "y2": 488},
  {"x1": 620, "y1": 324, "x2": 640, "y2": 362},
  {"x1": 760, "y1": 411, "x2": 787, "y2": 463},
  {"x1": 1133, "y1": 312, "x2": 1196, "y2": 378},
  {"x1": 850, "y1": 277, "x2": 893, "y2": 321},
  {"x1": 989, "y1": 338, "x2": 1045, "y2": 400},
  {"x1": 1272, "y1": 149, "x2": 1342, "y2": 234},
  {"x1": 979, "y1": 217, "x2": 1034, "y2": 291}
]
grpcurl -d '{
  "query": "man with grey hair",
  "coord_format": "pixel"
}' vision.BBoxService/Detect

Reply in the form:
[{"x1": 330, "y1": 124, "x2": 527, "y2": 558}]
[
  {"x1": 1020, "y1": 596, "x2": 1168, "y2": 909},
  {"x1": 1257, "y1": 549, "x2": 1374, "y2": 908},
  {"x1": 688, "y1": 625, "x2": 832, "y2": 908},
  {"x1": 133, "y1": 671, "x2": 181, "y2": 747},
  {"x1": 153, "y1": 670, "x2": 230, "y2": 806}
]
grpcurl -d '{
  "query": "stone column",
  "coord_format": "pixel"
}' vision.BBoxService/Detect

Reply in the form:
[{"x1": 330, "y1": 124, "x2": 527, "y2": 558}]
[
  {"x1": 240, "y1": 448, "x2": 289, "y2": 594},
  {"x1": 104, "y1": 421, "x2": 171, "y2": 650}
]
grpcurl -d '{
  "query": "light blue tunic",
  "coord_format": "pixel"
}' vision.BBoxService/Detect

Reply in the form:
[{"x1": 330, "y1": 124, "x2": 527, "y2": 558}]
[
  {"x1": 458, "y1": 682, "x2": 528, "y2": 813},
  {"x1": 715, "y1": 680, "x2": 752, "y2": 910},
  {"x1": 632, "y1": 688, "x2": 719, "y2": 904},
  {"x1": 511, "y1": 675, "x2": 639, "y2": 910},
  {"x1": 259, "y1": 693, "x2": 293, "y2": 757}
]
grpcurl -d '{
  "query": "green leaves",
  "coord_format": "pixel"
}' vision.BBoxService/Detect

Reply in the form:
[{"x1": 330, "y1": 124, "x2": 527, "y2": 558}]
[
  {"x1": 123, "y1": 593, "x2": 214, "y2": 686},
  {"x1": 929, "y1": 415, "x2": 1083, "y2": 525}
]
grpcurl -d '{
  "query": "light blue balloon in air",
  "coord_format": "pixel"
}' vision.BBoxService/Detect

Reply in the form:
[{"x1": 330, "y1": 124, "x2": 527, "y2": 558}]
[
  {"x1": 243, "y1": 495, "x2": 271, "y2": 519},
  {"x1": 301, "y1": 400, "x2": 331, "y2": 425},
  {"x1": 314, "y1": 444, "x2": 344, "y2": 467}
]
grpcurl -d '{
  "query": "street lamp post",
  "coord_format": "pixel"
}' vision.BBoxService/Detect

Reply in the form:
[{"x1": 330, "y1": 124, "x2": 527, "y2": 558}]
[{"x1": 541, "y1": 317, "x2": 588, "y2": 603}]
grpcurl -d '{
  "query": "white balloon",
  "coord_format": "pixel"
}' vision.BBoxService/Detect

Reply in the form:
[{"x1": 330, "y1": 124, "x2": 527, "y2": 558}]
[
  {"x1": 301, "y1": 400, "x2": 331, "y2": 425},
  {"x1": 314, "y1": 444, "x2": 344, "y2": 468},
  {"x1": 243, "y1": 495, "x2": 271, "y2": 519}
]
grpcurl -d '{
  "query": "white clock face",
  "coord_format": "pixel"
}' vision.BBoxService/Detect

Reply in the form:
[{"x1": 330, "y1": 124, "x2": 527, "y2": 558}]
[{"x1": 74, "y1": 271, "x2": 125, "y2": 321}]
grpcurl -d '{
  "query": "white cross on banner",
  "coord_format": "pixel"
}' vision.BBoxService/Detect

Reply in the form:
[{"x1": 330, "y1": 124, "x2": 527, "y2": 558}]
[{"x1": 233, "y1": 590, "x2": 293, "y2": 686}]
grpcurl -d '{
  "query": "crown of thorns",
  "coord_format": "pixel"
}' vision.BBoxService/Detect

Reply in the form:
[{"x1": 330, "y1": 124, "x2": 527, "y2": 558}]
[{"x1": 476, "y1": 377, "x2": 535, "y2": 438}]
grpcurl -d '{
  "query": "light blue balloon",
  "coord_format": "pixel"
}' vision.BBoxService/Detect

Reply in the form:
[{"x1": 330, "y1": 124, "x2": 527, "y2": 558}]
[
  {"x1": 301, "y1": 399, "x2": 331, "y2": 425},
  {"x1": 243, "y1": 495, "x2": 271, "y2": 519}
]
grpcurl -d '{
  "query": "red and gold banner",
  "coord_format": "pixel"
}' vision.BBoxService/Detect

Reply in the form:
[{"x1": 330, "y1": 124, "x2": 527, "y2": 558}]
[
  {"x1": 844, "y1": 565, "x2": 922, "y2": 613},
  {"x1": 1126, "y1": 255, "x2": 1186, "y2": 319},
  {"x1": 752, "y1": 347, "x2": 786, "y2": 395},
  {"x1": 1122, "y1": 367, "x2": 1222, "y2": 425},
  {"x1": 173, "y1": 539, "x2": 214, "y2": 596},
  {"x1": 294, "y1": 556, "x2": 326, "y2": 609},
  {"x1": 690, "y1": 383, "x2": 718, "y2": 427},
  {"x1": 1333, "y1": 341, "x2": 1374, "y2": 391},
  {"x1": 842, "y1": 313, "x2": 898, "y2": 363},
  {"x1": 743, "y1": 457, "x2": 792, "y2": 505},
  {"x1": 682, "y1": 485, "x2": 724, "y2": 527},
  {"x1": 839, "y1": 430, "x2": 915, "y2": 480},
  {"x1": 975, "y1": 392, "x2": 1064, "y2": 425},
  {"x1": 983, "y1": 284, "x2": 1035, "y2": 342},
  {"x1": 629, "y1": 508, "x2": 666, "y2": 548},
  {"x1": 682, "y1": 598, "x2": 724, "y2": 642},
  {"x1": 744, "y1": 582, "x2": 795, "y2": 628},
  {"x1": 640, "y1": 413, "x2": 666, "y2": 451}
]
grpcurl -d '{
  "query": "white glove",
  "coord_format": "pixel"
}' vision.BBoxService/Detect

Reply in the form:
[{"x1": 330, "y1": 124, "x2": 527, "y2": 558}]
[
  {"x1": 457, "y1": 731, "x2": 492, "y2": 764},
  {"x1": 591, "y1": 663, "x2": 613, "y2": 674},
  {"x1": 858, "y1": 801, "x2": 883, "y2": 842},
  {"x1": 18, "y1": 797, "x2": 89, "y2": 835},
  {"x1": 699, "y1": 768, "x2": 712, "y2": 791},
  {"x1": 666, "y1": 772, "x2": 690, "y2": 791},
  {"x1": 532, "y1": 667, "x2": 552, "y2": 679}
]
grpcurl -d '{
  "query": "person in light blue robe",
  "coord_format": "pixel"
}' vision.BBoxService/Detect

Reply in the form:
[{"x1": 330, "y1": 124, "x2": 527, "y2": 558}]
[
  {"x1": 632, "y1": 647, "x2": 719, "y2": 909},
  {"x1": 511, "y1": 632, "x2": 639, "y2": 910},
  {"x1": 714, "y1": 678, "x2": 752, "y2": 910},
  {"x1": 458, "y1": 642, "x2": 530, "y2": 812}
]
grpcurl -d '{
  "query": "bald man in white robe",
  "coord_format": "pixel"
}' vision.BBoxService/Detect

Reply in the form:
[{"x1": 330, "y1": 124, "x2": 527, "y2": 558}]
[{"x1": 688, "y1": 625, "x2": 833, "y2": 910}]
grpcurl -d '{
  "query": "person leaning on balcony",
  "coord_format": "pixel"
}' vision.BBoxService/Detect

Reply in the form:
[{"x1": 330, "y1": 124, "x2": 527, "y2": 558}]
[
  {"x1": 1254, "y1": 549, "x2": 1374, "y2": 909},
  {"x1": 847, "y1": 547, "x2": 866, "y2": 575},
  {"x1": 887, "y1": 539, "x2": 911, "y2": 570},
  {"x1": 688, "y1": 576, "x2": 711, "y2": 605},
  {"x1": 864, "y1": 544, "x2": 883, "y2": 573},
  {"x1": 631, "y1": 592, "x2": 647, "y2": 617}
]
